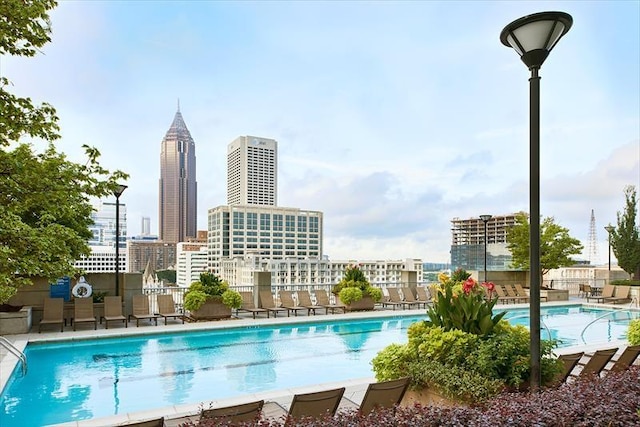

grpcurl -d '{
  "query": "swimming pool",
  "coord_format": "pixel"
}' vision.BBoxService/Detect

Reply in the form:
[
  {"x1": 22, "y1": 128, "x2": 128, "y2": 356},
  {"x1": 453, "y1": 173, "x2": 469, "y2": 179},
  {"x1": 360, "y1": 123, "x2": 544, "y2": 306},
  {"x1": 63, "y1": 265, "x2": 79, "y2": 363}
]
[{"x1": 1, "y1": 304, "x2": 638, "y2": 426}]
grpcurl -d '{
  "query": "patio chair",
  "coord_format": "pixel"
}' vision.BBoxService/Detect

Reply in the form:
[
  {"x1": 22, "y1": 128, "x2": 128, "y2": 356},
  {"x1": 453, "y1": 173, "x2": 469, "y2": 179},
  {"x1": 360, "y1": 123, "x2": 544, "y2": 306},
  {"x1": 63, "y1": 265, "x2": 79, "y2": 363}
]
[
  {"x1": 556, "y1": 352, "x2": 584, "y2": 383},
  {"x1": 603, "y1": 285, "x2": 632, "y2": 305},
  {"x1": 73, "y1": 298, "x2": 97, "y2": 331},
  {"x1": 505, "y1": 284, "x2": 528, "y2": 303},
  {"x1": 200, "y1": 399, "x2": 264, "y2": 423},
  {"x1": 236, "y1": 291, "x2": 268, "y2": 319},
  {"x1": 415, "y1": 286, "x2": 431, "y2": 306},
  {"x1": 382, "y1": 288, "x2": 406, "y2": 310},
  {"x1": 128, "y1": 295, "x2": 158, "y2": 327},
  {"x1": 587, "y1": 284, "x2": 615, "y2": 303},
  {"x1": 102, "y1": 296, "x2": 127, "y2": 329},
  {"x1": 399, "y1": 288, "x2": 425, "y2": 309},
  {"x1": 494, "y1": 285, "x2": 518, "y2": 304},
  {"x1": 314, "y1": 289, "x2": 345, "y2": 314},
  {"x1": 578, "y1": 347, "x2": 618, "y2": 378},
  {"x1": 286, "y1": 387, "x2": 345, "y2": 421},
  {"x1": 156, "y1": 294, "x2": 184, "y2": 325},
  {"x1": 259, "y1": 290, "x2": 289, "y2": 318},
  {"x1": 278, "y1": 290, "x2": 308, "y2": 316},
  {"x1": 39, "y1": 297, "x2": 64, "y2": 333},
  {"x1": 610, "y1": 345, "x2": 640, "y2": 372},
  {"x1": 358, "y1": 377, "x2": 411, "y2": 415},
  {"x1": 119, "y1": 417, "x2": 165, "y2": 427},
  {"x1": 297, "y1": 290, "x2": 324, "y2": 315},
  {"x1": 513, "y1": 284, "x2": 530, "y2": 303}
]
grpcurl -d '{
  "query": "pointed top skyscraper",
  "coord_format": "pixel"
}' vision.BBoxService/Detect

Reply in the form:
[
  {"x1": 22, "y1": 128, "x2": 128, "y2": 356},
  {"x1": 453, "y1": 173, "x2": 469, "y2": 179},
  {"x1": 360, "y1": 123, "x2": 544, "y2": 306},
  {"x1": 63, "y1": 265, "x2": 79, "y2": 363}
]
[{"x1": 159, "y1": 106, "x2": 197, "y2": 243}]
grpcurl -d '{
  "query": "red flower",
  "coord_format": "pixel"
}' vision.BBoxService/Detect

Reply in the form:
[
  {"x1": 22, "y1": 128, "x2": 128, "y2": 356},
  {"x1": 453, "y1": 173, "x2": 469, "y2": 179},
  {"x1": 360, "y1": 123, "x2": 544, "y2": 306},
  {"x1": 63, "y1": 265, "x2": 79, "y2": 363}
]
[
  {"x1": 482, "y1": 282, "x2": 495, "y2": 292},
  {"x1": 462, "y1": 278, "x2": 476, "y2": 294}
]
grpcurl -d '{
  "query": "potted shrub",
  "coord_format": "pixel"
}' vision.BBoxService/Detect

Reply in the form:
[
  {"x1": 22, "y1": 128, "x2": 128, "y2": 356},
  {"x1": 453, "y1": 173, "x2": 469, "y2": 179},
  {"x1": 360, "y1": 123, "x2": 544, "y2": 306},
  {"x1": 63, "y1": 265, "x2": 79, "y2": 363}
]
[
  {"x1": 628, "y1": 319, "x2": 640, "y2": 345},
  {"x1": 372, "y1": 270, "x2": 562, "y2": 405},
  {"x1": 332, "y1": 264, "x2": 382, "y2": 311},
  {"x1": 183, "y1": 272, "x2": 242, "y2": 320}
]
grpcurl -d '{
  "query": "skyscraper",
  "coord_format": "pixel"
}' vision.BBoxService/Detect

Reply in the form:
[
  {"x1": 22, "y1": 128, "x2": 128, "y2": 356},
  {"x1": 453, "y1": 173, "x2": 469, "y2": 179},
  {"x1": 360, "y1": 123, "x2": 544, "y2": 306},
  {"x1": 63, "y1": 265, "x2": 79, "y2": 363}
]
[
  {"x1": 159, "y1": 106, "x2": 197, "y2": 243},
  {"x1": 227, "y1": 136, "x2": 277, "y2": 206}
]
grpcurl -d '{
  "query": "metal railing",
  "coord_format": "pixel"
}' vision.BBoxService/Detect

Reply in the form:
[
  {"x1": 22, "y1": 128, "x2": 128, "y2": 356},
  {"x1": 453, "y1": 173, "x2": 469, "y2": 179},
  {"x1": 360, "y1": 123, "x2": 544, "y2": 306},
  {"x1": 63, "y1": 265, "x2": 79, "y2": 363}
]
[
  {"x1": 0, "y1": 336, "x2": 26, "y2": 376},
  {"x1": 579, "y1": 309, "x2": 640, "y2": 344}
]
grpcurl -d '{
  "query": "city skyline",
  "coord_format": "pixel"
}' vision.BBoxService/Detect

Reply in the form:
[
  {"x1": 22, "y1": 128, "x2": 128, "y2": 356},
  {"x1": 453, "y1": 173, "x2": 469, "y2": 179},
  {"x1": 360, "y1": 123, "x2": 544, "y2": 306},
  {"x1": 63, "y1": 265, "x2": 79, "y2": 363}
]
[{"x1": 3, "y1": 1, "x2": 638, "y2": 263}]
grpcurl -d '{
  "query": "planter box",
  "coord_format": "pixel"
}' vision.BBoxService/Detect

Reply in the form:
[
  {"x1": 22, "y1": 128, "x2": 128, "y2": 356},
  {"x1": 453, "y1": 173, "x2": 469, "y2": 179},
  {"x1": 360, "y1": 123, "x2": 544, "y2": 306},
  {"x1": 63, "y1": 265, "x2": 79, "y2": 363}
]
[
  {"x1": 0, "y1": 306, "x2": 32, "y2": 335},
  {"x1": 188, "y1": 299, "x2": 232, "y2": 321},
  {"x1": 540, "y1": 289, "x2": 569, "y2": 302},
  {"x1": 340, "y1": 296, "x2": 376, "y2": 312}
]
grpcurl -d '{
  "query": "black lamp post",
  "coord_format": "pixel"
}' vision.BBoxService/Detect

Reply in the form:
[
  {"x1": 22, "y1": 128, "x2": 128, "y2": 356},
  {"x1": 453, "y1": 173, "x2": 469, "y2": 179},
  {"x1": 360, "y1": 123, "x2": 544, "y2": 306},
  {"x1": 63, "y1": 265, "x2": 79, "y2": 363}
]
[
  {"x1": 500, "y1": 11, "x2": 572, "y2": 390},
  {"x1": 113, "y1": 184, "x2": 127, "y2": 296},
  {"x1": 605, "y1": 225, "x2": 614, "y2": 271},
  {"x1": 480, "y1": 215, "x2": 492, "y2": 283}
]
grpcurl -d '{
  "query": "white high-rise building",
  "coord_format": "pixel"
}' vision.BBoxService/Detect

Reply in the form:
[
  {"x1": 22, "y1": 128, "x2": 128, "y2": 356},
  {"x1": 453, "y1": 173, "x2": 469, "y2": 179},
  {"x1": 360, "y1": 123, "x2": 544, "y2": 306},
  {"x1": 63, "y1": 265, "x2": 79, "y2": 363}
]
[
  {"x1": 227, "y1": 136, "x2": 277, "y2": 206},
  {"x1": 176, "y1": 242, "x2": 208, "y2": 287},
  {"x1": 75, "y1": 200, "x2": 127, "y2": 273}
]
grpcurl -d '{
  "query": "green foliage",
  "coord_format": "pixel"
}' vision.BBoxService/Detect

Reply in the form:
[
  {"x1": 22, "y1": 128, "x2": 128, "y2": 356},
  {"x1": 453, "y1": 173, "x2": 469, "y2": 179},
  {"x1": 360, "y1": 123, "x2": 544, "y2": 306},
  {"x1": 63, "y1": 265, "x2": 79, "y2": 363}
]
[
  {"x1": 183, "y1": 272, "x2": 241, "y2": 311},
  {"x1": 92, "y1": 291, "x2": 108, "y2": 303},
  {"x1": 0, "y1": 1, "x2": 127, "y2": 303},
  {"x1": 425, "y1": 274, "x2": 505, "y2": 336},
  {"x1": 628, "y1": 319, "x2": 640, "y2": 345},
  {"x1": 506, "y1": 212, "x2": 584, "y2": 277},
  {"x1": 332, "y1": 264, "x2": 382, "y2": 303},
  {"x1": 451, "y1": 268, "x2": 471, "y2": 282},
  {"x1": 156, "y1": 269, "x2": 176, "y2": 285},
  {"x1": 609, "y1": 186, "x2": 640, "y2": 279}
]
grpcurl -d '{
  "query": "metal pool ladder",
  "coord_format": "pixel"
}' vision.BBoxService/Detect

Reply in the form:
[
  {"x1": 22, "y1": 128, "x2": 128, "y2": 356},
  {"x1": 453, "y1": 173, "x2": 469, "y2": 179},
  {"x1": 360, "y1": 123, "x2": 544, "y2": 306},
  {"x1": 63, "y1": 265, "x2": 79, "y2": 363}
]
[{"x1": 0, "y1": 336, "x2": 27, "y2": 376}]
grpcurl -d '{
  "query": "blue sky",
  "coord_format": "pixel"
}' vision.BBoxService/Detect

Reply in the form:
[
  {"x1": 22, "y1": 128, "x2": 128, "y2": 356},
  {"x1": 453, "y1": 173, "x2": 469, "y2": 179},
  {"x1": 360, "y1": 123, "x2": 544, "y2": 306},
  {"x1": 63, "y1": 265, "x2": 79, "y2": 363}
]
[{"x1": 3, "y1": 1, "x2": 639, "y2": 264}]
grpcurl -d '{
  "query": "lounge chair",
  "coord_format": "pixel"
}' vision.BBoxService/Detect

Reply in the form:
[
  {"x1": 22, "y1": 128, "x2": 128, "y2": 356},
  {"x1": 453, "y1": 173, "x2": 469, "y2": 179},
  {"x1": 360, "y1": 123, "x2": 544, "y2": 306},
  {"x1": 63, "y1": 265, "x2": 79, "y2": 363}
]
[
  {"x1": 505, "y1": 284, "x2": 527, "y2": 303},
  {"x1": 287, "y1": 387, "x2": 345, "y2": 421},
  {"x1": 259, "y1": 290, "x2": 289, "y2": 318},
  {"x1": 102, "y1": 296, "x2": 127, "y2": 329},
  {"x1": 73, "y1": 298, "x2": 97, "y2": 331},
  {"x1": 610, "y1": 345, "x2": 640, "y2": 372},
  {"x1": 513, "y1": 284, "x2": 530, "y2": 303},
  {"x1": 128, "y1": 295, "x2": 158, "y2": 326},
  {"x1": 578, "y1": 347, "x2": 618, "y2": 377},
  {"x1": 39, "y1": 297, "x2": 64, "y2": 333},
  {"x1": 201, "y1": 399, "x2": 264, "y2": 423},
  {"x1": 314, "y1": 289, "x2": 345, "y2": 314},
  {"x1": 278, "y1": 290, "x2": 308, "y2": 316},
  {"x1": 297, "y1": 290, "x2": 324, "y2": 315},
  {"x1": 415, "y1": 287, "x2": 431, "y2": 306},
  {"x1": 381, "y1": 288, "x2": 405, "y2": 310},
  {"x1": 401, "y1": 287, "x2": 426, "y2": 309},
  {"x1": 358, "y1": 377, "x2": 410, "y2": 415},
  {"x1": 603, "y1": 285, "x2": 631, "y2": 305},
  {"x1": 236, "y1": 291, "x2": 268, "y2": 319},
  {"x1": 494, "y1": 285, "x2": 518, "y2": 304},
  {"x1": 157, "y1": 294, "x2": 184, "y2": 325},
  {"x1": 118, "y1": 417, "x2": 165, "y2": 427},
  {"x1": 587, "y1": 284, "x2": 615, "y2": 303},
  {"x1": 556, "y1": 352, "x2": 584, "y2": 383}
]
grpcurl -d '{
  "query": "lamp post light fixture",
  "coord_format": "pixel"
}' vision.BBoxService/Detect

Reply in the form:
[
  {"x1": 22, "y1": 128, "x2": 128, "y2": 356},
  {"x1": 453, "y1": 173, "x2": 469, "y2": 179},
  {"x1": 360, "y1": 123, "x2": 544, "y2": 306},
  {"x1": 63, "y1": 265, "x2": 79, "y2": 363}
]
[
  {"x1": 500, "y1": 11, "x2": 572, "y2": 390},
  {"x1": 479, "y1": 215, "x2": 492, "y2": 283},
  {"x1": 605, "y1": 225, "x2": 614, "y2": 271},
  {"x1": 113, "y1": 184, "x2": 127, "y2": 297}
]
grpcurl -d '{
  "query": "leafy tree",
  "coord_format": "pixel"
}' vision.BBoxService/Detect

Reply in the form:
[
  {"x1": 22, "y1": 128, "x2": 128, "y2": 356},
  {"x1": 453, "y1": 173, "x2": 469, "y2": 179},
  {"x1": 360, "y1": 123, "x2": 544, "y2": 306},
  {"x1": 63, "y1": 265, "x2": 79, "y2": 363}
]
[
  {"x1": 0, "y1": 0, "x2": 128, "y2": 303},
  {"x1": 609, "y1": 185, "x2": 640, "y2": 279},
  {"x1": 506, "y1": 212, "x2": 583, "y2": 278}
]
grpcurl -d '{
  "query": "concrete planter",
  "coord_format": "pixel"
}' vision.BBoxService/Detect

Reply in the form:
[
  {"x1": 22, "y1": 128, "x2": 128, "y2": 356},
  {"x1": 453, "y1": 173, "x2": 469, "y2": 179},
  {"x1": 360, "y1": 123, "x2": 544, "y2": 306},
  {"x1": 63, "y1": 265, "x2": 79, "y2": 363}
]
[
  {"x1": 340, "y1": 295, "x2": 376, "y2": 312},
  {"x1": 0, "y1": 306, "x2": 32, "y2": 335},
  {"x1": 188, "y1": 299, "x2": 232, "y2": 321},
  {"x1": 540, "y1": 289, "x2": 569, "y2": 302}
]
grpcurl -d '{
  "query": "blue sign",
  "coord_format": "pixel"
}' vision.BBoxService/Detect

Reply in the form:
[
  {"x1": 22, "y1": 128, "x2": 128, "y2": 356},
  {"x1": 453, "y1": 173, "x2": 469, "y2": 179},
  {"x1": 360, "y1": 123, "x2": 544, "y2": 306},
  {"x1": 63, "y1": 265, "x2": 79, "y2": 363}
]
[{"x1": 50, "y1": 276, "x2": 71, "y2": 301}]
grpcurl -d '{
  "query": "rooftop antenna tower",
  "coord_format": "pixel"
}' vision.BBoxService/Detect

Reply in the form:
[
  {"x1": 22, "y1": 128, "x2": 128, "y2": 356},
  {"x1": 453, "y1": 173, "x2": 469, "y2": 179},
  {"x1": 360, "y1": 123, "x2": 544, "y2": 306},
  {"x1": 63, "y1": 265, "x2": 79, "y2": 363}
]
[{"x1": 587, "y1": 209, "x2": 598, "y2": 265}]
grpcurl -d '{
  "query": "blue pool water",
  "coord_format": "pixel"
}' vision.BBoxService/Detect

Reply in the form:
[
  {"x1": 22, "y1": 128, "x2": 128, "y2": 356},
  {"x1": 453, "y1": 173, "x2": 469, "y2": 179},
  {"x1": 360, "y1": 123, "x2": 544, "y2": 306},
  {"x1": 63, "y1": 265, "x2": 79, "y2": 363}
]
[{"x1": 1, "y1": 305, "x2": 638, "y2": 426}]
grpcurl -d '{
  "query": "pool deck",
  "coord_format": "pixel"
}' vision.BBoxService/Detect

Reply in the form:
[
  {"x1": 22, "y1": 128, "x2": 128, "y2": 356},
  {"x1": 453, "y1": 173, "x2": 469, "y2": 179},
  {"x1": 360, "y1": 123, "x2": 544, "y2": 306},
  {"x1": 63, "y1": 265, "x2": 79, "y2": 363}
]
[{"x1": 1, "y1": 298, "x2": 637, "y2": 426}]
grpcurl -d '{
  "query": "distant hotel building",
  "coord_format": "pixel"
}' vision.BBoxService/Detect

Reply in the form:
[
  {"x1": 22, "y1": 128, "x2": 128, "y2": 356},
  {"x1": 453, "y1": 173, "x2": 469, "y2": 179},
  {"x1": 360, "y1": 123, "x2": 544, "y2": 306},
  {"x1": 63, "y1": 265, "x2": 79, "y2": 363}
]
[
  {"x1": 227, "y1": 136, "x2": 277, "y2": 206},
  {"x1": 75, "y1": 200, "x2": 127, "y2": 273},
  {"x1": 450, "y1": 214, "x2": 518, "y2": 272},
  {"x1": 159, "y1": 106, "x2": 197, "y2": 243},
  {"x1": 176, "y1": 231, "x2": 208, "y2": 287}
]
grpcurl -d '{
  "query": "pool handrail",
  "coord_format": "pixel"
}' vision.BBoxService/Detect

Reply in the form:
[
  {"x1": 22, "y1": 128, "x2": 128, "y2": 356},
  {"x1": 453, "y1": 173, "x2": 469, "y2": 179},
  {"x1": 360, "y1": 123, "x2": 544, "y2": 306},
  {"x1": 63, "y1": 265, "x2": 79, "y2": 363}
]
[
  {"x1": 579, "y1": 309, "x2": 640, "y2": 345},
  {"x1": 0, "y1": 336, "x2": 26, "y2": 376}
]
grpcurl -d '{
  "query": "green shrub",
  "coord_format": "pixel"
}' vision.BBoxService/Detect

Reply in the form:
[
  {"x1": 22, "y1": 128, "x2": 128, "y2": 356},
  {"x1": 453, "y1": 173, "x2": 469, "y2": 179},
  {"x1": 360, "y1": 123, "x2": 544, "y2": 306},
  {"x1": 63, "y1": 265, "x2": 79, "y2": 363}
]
[
  {"x1": 183, "y1": 272, "x2": 242, "y2": 311},
  {"x1": 338, "y1": 287, "x2": 362, "y2": 305},
  {"x1": 628, "y1": 319, "x2": 640, "y2": 345},
  {"x1": 332, "y1": 265, "x2": 382, "y2": 303}
]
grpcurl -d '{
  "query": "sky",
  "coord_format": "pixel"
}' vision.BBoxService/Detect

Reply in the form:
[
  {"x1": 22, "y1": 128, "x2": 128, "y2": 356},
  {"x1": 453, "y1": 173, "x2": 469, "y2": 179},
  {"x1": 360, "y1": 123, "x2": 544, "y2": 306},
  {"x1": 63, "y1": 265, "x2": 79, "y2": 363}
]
[{"x1": 2, "y1": 0, "x2": 639, "y2": 265}]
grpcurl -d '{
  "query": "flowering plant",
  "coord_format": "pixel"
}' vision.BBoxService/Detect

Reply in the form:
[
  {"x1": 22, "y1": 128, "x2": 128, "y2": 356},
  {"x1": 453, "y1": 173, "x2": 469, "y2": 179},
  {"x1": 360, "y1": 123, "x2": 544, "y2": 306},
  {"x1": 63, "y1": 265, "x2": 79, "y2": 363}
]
[
  {"x1": 332, "y1": 264, "x2": 383, "y2": 304},
  {"x1": 425, "y1": 269, "x2": 505, "y2": 336}
]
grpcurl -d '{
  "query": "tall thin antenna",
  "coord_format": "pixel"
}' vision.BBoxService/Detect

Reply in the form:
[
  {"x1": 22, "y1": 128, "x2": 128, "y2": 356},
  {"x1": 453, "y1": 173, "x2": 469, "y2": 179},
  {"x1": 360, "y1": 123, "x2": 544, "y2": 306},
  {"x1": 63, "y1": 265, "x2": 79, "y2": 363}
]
[
  {"x1": 177, "y1": 98, "x2": 180, "y2": 112},
  {"x1": 588, "y1": 209, "x2": 598, "y2": 265}
]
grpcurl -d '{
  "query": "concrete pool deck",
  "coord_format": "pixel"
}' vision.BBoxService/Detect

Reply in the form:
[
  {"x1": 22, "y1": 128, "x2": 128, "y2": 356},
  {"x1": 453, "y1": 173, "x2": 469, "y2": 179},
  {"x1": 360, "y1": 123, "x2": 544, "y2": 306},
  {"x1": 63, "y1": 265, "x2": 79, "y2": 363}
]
[{"x1": 1, "y1": 298, "x2": 638, "y2": 426}]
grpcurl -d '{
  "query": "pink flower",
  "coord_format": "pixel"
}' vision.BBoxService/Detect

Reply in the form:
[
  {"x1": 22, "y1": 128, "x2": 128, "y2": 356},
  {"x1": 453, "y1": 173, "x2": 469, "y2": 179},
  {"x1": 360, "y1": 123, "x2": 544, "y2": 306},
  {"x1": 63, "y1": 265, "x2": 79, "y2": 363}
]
[
  {"x1": 462, "y1": 278, "x2": 476, "y2": 294},
  {"x1": 481, "y1": 282, "x2": 495, "y2": 292}
]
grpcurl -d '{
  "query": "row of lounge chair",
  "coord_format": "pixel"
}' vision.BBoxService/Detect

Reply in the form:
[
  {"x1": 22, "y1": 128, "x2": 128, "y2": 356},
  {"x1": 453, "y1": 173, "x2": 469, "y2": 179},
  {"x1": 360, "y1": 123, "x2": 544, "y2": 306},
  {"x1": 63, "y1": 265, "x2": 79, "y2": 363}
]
[
  {"x1": 556, "y1": 344, "x2": 640, "y2": 383},
  {"x1": 586, "y1": 284, "x2": 632, "y2": 304},
  {"x1": 120, "y1": 377, "x2": 410, "y2": 426},
  {"x1": 38, "y1": 295, "x2": 185, "y2": 332}
]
